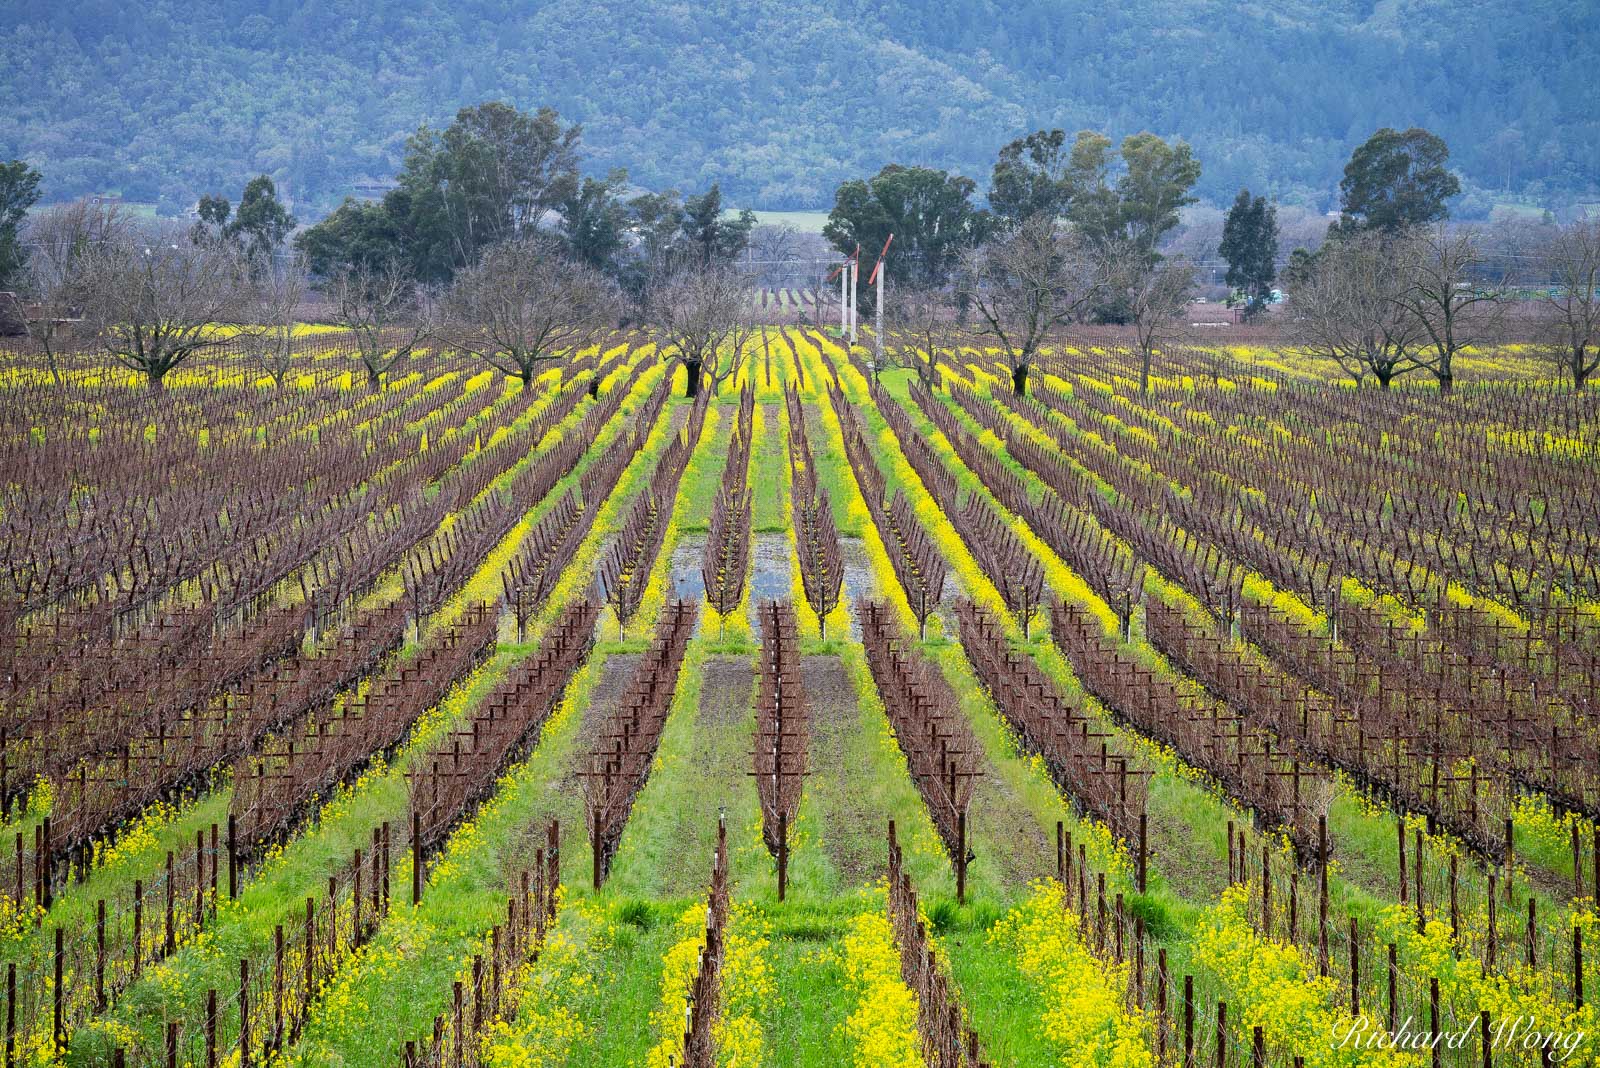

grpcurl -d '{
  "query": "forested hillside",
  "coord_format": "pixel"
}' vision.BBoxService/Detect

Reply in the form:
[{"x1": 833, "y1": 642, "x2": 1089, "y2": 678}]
[{"x1": 2, "y1": 0, "x2": 1595, "y2": 214}]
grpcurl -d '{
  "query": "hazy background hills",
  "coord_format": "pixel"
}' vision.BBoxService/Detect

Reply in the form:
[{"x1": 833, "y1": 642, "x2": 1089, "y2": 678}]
[{"x1": 2, "y1": 0, "x2": 1595, "y2": 217}]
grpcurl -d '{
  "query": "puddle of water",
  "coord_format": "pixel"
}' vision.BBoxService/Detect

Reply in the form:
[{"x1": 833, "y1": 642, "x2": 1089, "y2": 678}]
[
  {"x1": 669, "y1": 534, "x2": 708, "y2": 603},
  {"x1": 747, "y1": 533, "x2": 793, "y2": 629},
  {"x1": 837, "y1": 537, "x2": 870, "y2": 640}
]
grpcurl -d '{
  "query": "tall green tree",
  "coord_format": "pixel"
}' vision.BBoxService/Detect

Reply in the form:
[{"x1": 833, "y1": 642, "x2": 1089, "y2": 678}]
[
  {"x1": 561, "y1": 169, "x2": 631, "y2": 274},
  {"x1": 0, "y1": 160, "x2": 43, "y2": 288},
  {"x1": 627, "y1": 190, "x2": 688, "y2": 278},
  {"x1": 681, "y1": 183, "x2": 755, "y2": 266},
  {"x1": 1335, "y1": 127, "x2": 1460, "y2": 235},
  {"x1": 989, "y1": 129, "x2": 1072, "y2": 224},
  {"x1": 1097, "y1": 132, "x2": 1202, "y2": 255},
  {"x1": 228, "y1": 175, "x2": 297, "y2": 262},
  {"x1": 394, "y1": 102, "x2": 582, "y2": 278},
  {"x1": 294, "y1": 197, "x2": 408, "y2": 276},
  {"x1": 190, "y1": 194, "x2": 232, "y2": 246},
  {"x1": 1218, "y1": 189, "x2": 1279, "y2": 318},
  {"x1": 824, "y1": 164, "x2": 989, "y2": 313}
]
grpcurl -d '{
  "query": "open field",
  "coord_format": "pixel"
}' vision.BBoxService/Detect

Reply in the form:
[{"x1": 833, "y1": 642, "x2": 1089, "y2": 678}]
[{"x1": 0, "y1": 331, "x2": 1595, "y2": 1068}]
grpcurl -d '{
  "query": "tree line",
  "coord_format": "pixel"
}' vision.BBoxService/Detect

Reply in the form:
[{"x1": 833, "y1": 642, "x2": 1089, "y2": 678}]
[{"x1": 1, "y1": 102, "x2": 1596, "y2": 394}]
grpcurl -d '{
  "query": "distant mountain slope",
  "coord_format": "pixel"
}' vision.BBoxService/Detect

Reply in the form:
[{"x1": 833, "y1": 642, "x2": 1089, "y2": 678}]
[{"x1": 1, "y1": 0, "x2": 1595, "y2": 214}]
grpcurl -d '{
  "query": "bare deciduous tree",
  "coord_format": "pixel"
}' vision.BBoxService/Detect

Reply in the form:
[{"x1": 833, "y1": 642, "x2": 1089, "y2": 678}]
[
  {"x1": 883, "y1": 286, "x2": 960, "y2": 389},
  {"x1": 75, "y1": 226, "x2": 248, "y2": 390},
  {"x1": 959, "y1": 214, "x2": 1099, "y2": 395},
  {"x1": 1536, "y1": 217, "x2": 1600, "y2": 390},
  {"x1": 238, "y1": 252, "x2": 309, "y2": 389},
  {"x1": 20, "y1": 198, "x2": 130, "y2": 385},
  {"x1": 1291, "y1": 230, "x2": 1426, "y2": 388},
  {"x1": 1394, "y1": 224, "x2": 1506, "y2": 393},
  {"x1": 645, "y1": 265, "x2": 756, "y2": 397},
  {"x1": 1101, "y1": 242, "x2": 1196, "y2": 393},
  {"x1": 328, "y1": 260, "x2": 434, "y2": 390},
  {"x1": 435, "y1": 236, "x2": 620, "y2": 389},
  {"x1": 749, "y1": 224, "x2": 799, "y2": 288}
]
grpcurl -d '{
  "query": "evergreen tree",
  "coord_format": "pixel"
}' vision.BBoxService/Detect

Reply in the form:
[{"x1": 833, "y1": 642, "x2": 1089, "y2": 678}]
[
  {"x1": 228, "y1": 176, "x2": 297, "y2": 263},
  {"x1": 0, "y1": 160, "x2": 43, "y2": 287},
  {"x1": 681, "y1": 184, "x2": 756, "y2": 266},
  {"x1": 1218, "y1": 188, "x2": 1279, "y2": 318},
  {"x1": 560, "y1": 169, "x2": 631, "y2": 274}
]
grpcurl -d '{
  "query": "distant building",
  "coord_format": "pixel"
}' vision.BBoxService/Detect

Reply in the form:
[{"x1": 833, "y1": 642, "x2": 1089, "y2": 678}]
[{"x1": 351, "y1": 179, "x2": 399, "y2": 201}]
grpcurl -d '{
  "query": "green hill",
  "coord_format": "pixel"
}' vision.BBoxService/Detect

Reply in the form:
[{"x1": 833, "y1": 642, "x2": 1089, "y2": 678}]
[{"x1": 1, "y1": 0, "x2": 1595, "y2": 214}]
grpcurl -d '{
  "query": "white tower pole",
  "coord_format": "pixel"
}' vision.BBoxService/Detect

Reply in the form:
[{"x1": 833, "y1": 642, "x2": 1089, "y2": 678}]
[
  {"x1": 839, "y1": 265, "x2": 847, "y2": 334},
  {"x1": 874, "y1": 267, "x2": 884, "y2": 370},
  {"x1": 848, "y1": 260, "x2": 858, "y2": 343}
]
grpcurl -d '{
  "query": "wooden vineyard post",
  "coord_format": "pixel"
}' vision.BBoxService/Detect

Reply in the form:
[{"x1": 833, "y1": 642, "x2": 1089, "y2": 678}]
[
  {"x1": 1262, "y1": 846, "x2": 1272, "y2": 934},
  {"x1": 777, "y1": 810, "x2": 788, "y2": 902},
  {"x1": 1575, "y1": 924, "x2": 1584, "y2": 1011},
  {"x1": 956, "y1": 810, "x2": 967, "y2": 905},
  {"x1": 165, "y1": 851, "x2": 176, "y2": 956},
  {"x1": 240, "y1": 959, "x2": 251, "y2": 1067},
  {"x1": 1183, "y1": 974, "x2": 1195, "y2": 1068},
  {"x1": 1527, "y1": 899, "x2": 1537, "y2": 968},
  {"x1": 412, "y1": 811, "x2": 423, "y2": 905},
  {"x1": 1487, "y1": 873, "x2": 1499, "y2": 970},
  {"x1": 1318, "y1": 815, "x2": 1329, "y2": 977},
  {"x1": 1350, "y1": 918, "x2": 1360, "y2": 1016},
  {"x1": 41, "y1": 818, "x2": 51, "y2": 910},
  {"x1": 1429, "y1": 978, "x2": 1441, "y2": 1068},
  {"x1": 167, "y1": 1020, "x2": 177, "y2": 1068},
  {"x1": 1134, "y1": 917, "x2": 1146, "y2": 1007},
  {"x1": 453, "y1": 980, "x2": 464, "y2": 1068},
  {"x1": 1253, "y1": 1026, "x2": 1265, "y2": 1068},
  {"x1": 1414, "y1": 827, "x2": 1425, "y2": 933},
  {"x1": 303, "y1": 898, "x2": 314, "y2": 1025},
  {"x1": 274, "y1": 925, "x2": 284, "y2": 1050},
  {"x1": 1056, "y1": 822, "x2": 1065, "y2": 883},
  {"x1": 1138, "y1": 812, "x2": 1148, "y2": 894},
  {"x1": 548, "y1": 820, "x2": 560, "y2": 920},
  {"x1": 134, "y1": 880, "x2": 143, "y2": 977},
  {"x1": 1387, "y1": 944, "x2": 1398, "y2": 1033},
  {"x1": 1157, "y1": 948, "x2": 1169, "y2": 1062},
  {"x1": 1216, "y1": 1001, "x2": 1227, "y2": 1068},
  {"x1": 371, "y1": 831, "x2": 382, "y2": 919},
  {"x1": 195, "y1": 829, "x2": 204, "y2": 929},
  {"x1": 228, "y1": 815, "x2": 238, "y2": 900},
  {"x1": 1505, "y1": 817, "x2": 1515, "y2": 902},
  {"x1": 53, "y1": 926, "x2": 63, "y2": 1055},
  {"x1": 205, "y1": 989, "x2": 217, "y2": 1068},
  {"x1": 1573, "y1": 822, "x2": 1583, "y2": 899},
  {"x1": 592, "y1": 819, "x2": 602, "y2": 892},
  {"x1": 6, "y1": 961, "x2": 14, "y2": 1068},
  {"x1": 1450, "y1": 854, "x2": 1459, "y2": 936},
  {"x1": 1481, "y1": 1010, "x2": 1493, "y2": 1068},
  {"x1": 1115, "y1": 893, "x2": 1125, "y2": 962},
  {"x1": 97, "y1": 898, "x2": 107, "y2": 1010},
  {"x1": 1397, "y1": 819, "x2": 1407, "y2": 905},
  {"x1": 1097, "y1": 874, "x2": 1107, "y2": 955}
]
